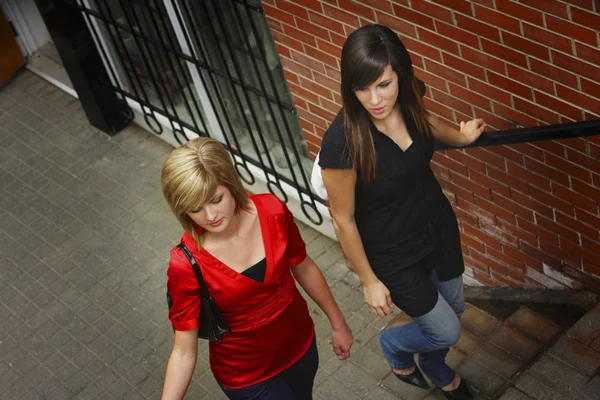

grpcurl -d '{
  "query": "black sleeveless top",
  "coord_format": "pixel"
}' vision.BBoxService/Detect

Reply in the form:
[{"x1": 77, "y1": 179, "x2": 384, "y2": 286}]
[
  {"x1": 241, "y1": 258, "x2": 267, "y2": 282},
  {"x1": 318, "y1": 111, "x2": 464, "y2": 281}
]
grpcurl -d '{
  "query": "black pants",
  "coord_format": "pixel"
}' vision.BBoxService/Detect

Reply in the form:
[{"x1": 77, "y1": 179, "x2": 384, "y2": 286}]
[{"x1": 220, "y1": 335, "x2": 319, "y2": 400}]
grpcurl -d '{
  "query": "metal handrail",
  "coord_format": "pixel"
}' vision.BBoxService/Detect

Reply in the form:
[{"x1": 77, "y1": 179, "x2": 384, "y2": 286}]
[{"x1": 435, "y1": 120, "x2": 600, "y2": 151}]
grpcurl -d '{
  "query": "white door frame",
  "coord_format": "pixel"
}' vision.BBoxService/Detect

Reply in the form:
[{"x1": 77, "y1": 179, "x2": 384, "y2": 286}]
[{"x1": 0, "y1": 0, "x2": 50, "y2": 56}]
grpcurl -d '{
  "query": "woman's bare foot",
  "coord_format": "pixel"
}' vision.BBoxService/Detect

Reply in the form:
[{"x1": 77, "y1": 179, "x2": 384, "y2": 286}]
[
  {"x1": 392, "y1": 366, "x2": 416, "y2": 375},
  {"x1": 442, "y1": 373, "x2": 461, "y2": 391},
  {"x1": 440, "y1": 374, "x2": 473, "y2": 399},
  {"x1": 391, "y1": 365, "x2": 430, "y2": 390}
]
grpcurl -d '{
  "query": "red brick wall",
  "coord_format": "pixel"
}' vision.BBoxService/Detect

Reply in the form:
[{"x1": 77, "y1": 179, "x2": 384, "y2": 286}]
[{"x1": 263, "y1": 0, "x2": 600, "y2": 292}]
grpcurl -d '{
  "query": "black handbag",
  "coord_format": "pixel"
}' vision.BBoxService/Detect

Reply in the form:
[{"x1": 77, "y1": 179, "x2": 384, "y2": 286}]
[{"x1": 166, "y1": 243, "x2": 232, "y2": 341}]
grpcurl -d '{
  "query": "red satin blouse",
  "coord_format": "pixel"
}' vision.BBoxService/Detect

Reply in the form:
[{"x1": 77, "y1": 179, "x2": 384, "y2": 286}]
[{"x1": 166, "y1": 193, "x2": 315, "y2": 389}]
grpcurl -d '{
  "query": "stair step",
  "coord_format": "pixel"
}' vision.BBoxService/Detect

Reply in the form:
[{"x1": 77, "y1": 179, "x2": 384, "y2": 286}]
[
  {"x1": 385, "y1": 303, "x2": 570, "y2": 399},
  {"x1": 567, "y1": 301, "x2": 600, "y2": 346},
  {"x1": 461, "y1": 302, "x2": 502, "y2": 338},
  {"x1": 504, "y1": 302, "x2": 600, "y2": 400},
  {"x1": 503, "y1": 306, "x2": 562, "y2": 343},
  {"x1": 488, "y1": 325, "x2": 542, "y2": 363},
  {"x1": 457, "y1": 306, "x2": 562, "y2": 399}
]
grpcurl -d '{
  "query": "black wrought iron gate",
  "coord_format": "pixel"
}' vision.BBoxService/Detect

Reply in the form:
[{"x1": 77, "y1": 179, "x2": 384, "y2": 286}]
[
  {"x1": 73, "y1": 0, "x2": 325, "y2": 225},
  {"x1": 39, "y1": 0, "x2": 600, "y2": 230}
]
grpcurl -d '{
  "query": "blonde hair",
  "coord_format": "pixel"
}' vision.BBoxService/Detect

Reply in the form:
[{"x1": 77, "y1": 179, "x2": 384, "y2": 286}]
[{"x1": 161, "y1": 137, "x2": 250, "y2": 245}]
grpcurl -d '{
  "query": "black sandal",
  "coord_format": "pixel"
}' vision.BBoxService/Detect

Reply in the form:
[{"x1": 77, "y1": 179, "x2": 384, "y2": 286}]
[
  {"x1": 441, "y1": 378, "x2": 473, "y2": 399},
  {"x1": 392, "y1": 366, "x2": 430, "y2": 390}
]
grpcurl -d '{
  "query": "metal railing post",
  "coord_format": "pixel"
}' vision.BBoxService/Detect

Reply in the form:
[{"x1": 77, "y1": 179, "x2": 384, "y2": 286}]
[{"x1": 33, "y1": 0, "x2": 131, "y2": 135}]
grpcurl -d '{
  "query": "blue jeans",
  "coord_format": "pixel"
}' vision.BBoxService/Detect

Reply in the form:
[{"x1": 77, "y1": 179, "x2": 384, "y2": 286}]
[
  {"x1": 380, "y1": 271, "x2": 465, "y2": 388},
  {"x1": 219, "y1": 335, "x2": 318, "y2": 400}
]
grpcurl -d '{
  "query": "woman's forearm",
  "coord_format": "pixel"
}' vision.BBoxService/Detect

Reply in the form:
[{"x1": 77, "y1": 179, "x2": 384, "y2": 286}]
[
  {"x1": 162, "y1": 340, "x2": 198, "y2": 400},
  {"x1": 293, "y1": 258, "x2": 346, "y2": 328},
  {"x1": 332, "y1": 217, "x2": 378, "y2": 286},
  {"x1": 428, "y1": 115, "x2": 474, "y2": 147}
]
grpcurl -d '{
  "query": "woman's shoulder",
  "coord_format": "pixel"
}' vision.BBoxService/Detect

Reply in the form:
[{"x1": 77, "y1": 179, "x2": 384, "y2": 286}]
[
  {"x1": 168, "y1": 231, "x2": 203, "y2": 270},
  {"x1": 167, "y1": 243, "x2": 193, "y2": 278},
  {"x1": 250, "y1": 193, "x2": 285, "y2": 216},
  {"x1": 319, "y1": 111, "x2": 352, "y2": 169},
  {"x1": 322, "y1": 110, "x2": 345, "y2": 146}
]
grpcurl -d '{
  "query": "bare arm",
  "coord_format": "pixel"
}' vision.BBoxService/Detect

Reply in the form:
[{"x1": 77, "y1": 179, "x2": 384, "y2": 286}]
[
  {"x1": 321, "y1": 168, "x2": 375, "y2": 284},
  {"x1": 321, "y1": 168, "x2": 393, "y2": 316},
  {"x1": 292, "y1": 256, "x2": 346, "y2": 329},
  {"x1": 292, "y1": 256, "x2": 353, "y2": 358},
  {"x1": 428, "y1": 115, "x2": 486, "y2": 147},
  {"x1": 162, "y1": 329, "x2": 198, "y2": 400}
]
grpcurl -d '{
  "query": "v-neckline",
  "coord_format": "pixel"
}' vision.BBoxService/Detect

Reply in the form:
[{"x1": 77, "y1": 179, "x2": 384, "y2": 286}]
[
  {"x1": 200, "y1": 196, "x2": 270, "y2": 286},
  {"x1": 371, "y1": 120, "x2": 415, "y2": 153}
]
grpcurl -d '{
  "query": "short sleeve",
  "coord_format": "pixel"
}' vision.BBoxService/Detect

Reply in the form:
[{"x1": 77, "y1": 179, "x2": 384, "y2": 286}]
[
  {"x1": 282, "y1": 202, "x2": 307, "y2": 267},
  {"x1": 167, "y1": 248, "x2": 201, "y2": 331},
  {"x1": 318, "y1": 113, "x2": 352, "y2": 170}
]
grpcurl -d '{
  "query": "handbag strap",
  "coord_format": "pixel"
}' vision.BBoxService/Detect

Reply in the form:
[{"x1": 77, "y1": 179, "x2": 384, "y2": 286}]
[{"x1": 176, "y1": 243, "x2": 210, "y2": 299}]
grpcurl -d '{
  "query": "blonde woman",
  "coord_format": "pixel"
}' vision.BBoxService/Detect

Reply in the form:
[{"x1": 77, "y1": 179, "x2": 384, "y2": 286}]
[{"x1": 160, "y1": 137, "x2": 353, "y2": 400}]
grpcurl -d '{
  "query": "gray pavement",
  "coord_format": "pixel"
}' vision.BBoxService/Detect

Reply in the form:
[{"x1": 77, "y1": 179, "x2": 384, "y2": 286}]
[{"x1": 1, "y1": 71, "x2": 598, "y2": 400}]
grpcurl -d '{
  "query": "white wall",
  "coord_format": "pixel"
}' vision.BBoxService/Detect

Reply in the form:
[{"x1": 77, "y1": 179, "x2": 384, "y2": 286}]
[{"x1": 1, "y1": 0, "x2": 50, "y2": 56}]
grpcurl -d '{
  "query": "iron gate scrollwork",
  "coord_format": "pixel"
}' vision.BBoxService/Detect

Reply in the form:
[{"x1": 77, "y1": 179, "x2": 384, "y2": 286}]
[{"x1": 76, "y1": 0, "x2": 325, "y2": 225}]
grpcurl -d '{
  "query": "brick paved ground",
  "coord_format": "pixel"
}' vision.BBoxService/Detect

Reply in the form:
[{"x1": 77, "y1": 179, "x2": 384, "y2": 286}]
[{"x1": 1, "y1": 72, "x2": 597, "y2": 399}]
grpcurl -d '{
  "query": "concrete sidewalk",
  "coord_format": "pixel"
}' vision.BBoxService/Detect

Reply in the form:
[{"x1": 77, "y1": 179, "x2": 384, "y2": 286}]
[{"x1": 1, "y1": 72, "x2": 598, "y2": 400}]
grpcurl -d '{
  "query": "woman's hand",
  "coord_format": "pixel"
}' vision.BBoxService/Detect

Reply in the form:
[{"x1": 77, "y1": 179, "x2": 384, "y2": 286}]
[
  {"x1": 364, "y1": 279, "x2": 394, "y2": 316},
  {"x1": 459, "y1": 118, "x2": 487, "y2": 145},
  {"x1": 328, "y1": 322, "x2": 354, "y2": 360}
]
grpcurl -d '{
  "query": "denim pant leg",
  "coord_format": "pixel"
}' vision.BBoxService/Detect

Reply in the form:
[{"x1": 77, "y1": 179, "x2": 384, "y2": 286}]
[
  {"x1": 417, "y1": 272, "x2": 465, "y2": 388},
  {"x1": 431, "y1": 270, "x2": 465, "y2": 317},
  {"x1": 379, "y1": 274, "x2": 463, "y2": 388}
]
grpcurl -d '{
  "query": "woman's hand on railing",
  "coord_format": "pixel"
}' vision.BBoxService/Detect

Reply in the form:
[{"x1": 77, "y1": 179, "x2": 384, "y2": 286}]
[{"x1": 459, "y1": 118, "x2": 487, "y2": 145}]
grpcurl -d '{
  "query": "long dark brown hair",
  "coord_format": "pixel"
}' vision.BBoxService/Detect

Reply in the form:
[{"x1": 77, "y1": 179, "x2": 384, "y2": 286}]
[{"x1": 341, "y1": 24, "x2": 431, "y2": 183}]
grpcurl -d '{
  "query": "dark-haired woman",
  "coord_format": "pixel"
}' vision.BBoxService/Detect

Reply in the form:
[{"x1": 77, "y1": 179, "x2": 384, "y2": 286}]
[{"x1": 319, "y1": 24, "x2": 486, "y2": 399}]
